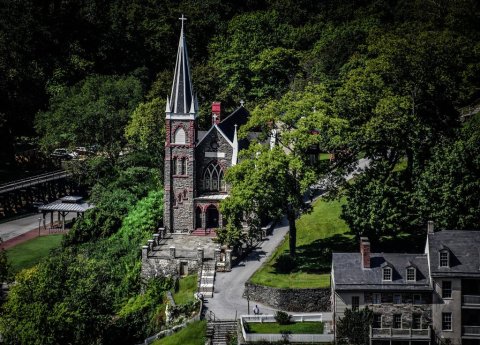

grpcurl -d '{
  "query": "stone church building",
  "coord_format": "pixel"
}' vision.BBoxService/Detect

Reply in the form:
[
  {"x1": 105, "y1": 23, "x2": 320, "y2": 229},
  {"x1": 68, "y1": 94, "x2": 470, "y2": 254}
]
[{"x1": 164, "y1": 20, "x2": 250, "y2": 234}]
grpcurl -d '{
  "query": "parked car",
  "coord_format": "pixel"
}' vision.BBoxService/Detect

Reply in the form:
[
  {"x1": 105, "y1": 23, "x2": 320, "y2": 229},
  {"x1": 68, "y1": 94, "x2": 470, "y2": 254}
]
[
  {"x1": 50, "y1": 148, "x2": 78, "y2": 160},
  {"x1": 74, "y1": 147, "x2": 94, "y2": 156}
]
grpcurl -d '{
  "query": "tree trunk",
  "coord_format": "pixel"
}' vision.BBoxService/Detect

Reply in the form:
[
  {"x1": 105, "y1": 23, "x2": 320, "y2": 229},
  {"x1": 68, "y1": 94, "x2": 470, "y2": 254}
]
[{"x1": 287, "y1": 209, "x2": 297, "y2": 257}]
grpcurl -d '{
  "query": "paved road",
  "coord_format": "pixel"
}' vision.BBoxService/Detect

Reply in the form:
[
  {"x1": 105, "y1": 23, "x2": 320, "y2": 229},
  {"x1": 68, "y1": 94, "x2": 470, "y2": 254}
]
[
  {"x1": 205, "y1": 158, "x2": 370, "y2": 319},
  {"x1": 0, "y1": 213, "x2": 75, "y2": 242},
  {"x1": 205, "y1": 217, "x2": 289, "y2": 319}
]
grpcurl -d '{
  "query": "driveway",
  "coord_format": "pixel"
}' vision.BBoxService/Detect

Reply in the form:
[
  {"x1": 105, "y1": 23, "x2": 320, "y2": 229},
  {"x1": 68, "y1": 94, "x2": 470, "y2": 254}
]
[{"x1": 205, "y1": 217, "x2": 289, "y2": 319}]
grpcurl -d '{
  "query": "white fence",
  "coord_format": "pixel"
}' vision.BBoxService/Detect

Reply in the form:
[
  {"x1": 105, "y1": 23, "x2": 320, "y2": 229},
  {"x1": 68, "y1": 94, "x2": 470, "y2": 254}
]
[{"x1": 240, "y1": 314, "x2": 334, "y2": 343}]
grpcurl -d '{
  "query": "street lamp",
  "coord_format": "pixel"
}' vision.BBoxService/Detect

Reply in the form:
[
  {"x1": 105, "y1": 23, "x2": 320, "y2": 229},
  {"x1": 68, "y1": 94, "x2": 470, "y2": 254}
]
[
  {"x1": 247, "y1": 293, "x2": 250, "y2": 315},
  {"x1": 38, "y1": 217, "x2": 42, "y2": 237}
]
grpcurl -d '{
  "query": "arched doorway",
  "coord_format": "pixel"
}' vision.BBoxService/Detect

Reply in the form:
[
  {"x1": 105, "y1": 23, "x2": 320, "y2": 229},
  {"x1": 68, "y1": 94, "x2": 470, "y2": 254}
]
[
  {"x1": 195, "y1": 207, "x2": 202, "y2": 229},
  {"x1": 206, "y1": 205, "x2": 219, "y2": 228}
]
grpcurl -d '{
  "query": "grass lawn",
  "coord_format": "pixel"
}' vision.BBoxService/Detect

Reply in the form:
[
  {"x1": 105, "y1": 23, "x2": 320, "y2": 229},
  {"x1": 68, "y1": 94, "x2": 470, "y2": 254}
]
[
  {"x1": 172, "y1": 274, "x2": 197, "y2": 305},
  {"x1": 319, "y1": 153, "x2": 331, "y2": 161},
  {"x1": 249, "y1": 198, "x2": 355, "y2": 288},
  {"x1": 246, "y1": 321, "x2": 324, "y2": 334},
  {"x1": 6, "y1": 234, "x2": 64, "y2": 273},
  {"x1": 152, "y1": 320, "x2": 206, "y2": 345}
]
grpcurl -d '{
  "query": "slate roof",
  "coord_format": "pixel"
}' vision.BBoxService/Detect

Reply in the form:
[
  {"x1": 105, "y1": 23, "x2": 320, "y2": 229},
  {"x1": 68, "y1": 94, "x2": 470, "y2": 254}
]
[
  {"x1": 332, "y1": 252, "x2": 431, "y2": 291},
  {"x1": 197, "y1": 130, "x2": 208, "y2": 143},
  {"x1": 170, "y1": 24, "x2": 194, "y2": 114},
  {"x1": 427, "y1": 230, "x2": 480, "y2": 277},
  {"x1": 218, "y1": 106, "x2": 250, "y2": 142},
  {"x1": 39, "y1": 199, "x2": 94, "y2": 213}
]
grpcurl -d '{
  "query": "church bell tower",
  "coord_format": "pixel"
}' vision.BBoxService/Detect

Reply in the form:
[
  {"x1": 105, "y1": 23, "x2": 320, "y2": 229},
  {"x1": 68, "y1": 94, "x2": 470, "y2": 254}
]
[{"x1": 164, "y1": 15, "x2": 198, "y2": 233}]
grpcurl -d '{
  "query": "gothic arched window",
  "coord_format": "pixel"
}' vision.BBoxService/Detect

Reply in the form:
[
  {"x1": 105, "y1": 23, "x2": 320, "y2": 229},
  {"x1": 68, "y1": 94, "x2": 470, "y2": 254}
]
[
  {"x1": 180, "y1": 158, "x2": 187, "y2": 175},
  {"x1": 174, "y1": 127, "x2": 186, "y2": 144},
  {"x1": 203, "y1": 162, "x2": 225, "y2": 192},
  {"x1": 172, "y1": 157, "x2": 178, "y2": 175}
]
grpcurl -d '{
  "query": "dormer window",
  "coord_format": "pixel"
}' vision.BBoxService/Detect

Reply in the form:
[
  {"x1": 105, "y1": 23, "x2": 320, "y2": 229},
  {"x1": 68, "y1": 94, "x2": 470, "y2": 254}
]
[
  {"x1": 406, "y1": 267, "x2": 416, "y2": 281},
  {"x1": 383, "y1": 267, "x2": 392, "y2": 281},
  {"x1": 439, "y1": 250, "x2": 449, "y2": 267}
]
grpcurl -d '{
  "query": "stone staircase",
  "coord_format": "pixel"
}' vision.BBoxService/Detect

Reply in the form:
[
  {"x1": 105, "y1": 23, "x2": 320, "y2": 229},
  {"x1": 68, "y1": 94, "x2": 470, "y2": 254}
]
[
  {"x1": 198, "y1": 261, "x2": 216, "y2": 298},
  {"x1": 206, "y1": 320, "x2": 237, "y2": 345},
  {"x1": 191, "y1": 228, "x2": 217, "y2": 237}
]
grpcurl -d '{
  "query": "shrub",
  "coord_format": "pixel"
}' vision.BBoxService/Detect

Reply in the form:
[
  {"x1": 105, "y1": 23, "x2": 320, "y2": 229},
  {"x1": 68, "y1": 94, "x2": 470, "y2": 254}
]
[
  {"x1": 274, "y1": 311, "x2": 292, "y2": 325},
  {"x1": 275, "y1": 254, "x2": 296, "y2": 273}
]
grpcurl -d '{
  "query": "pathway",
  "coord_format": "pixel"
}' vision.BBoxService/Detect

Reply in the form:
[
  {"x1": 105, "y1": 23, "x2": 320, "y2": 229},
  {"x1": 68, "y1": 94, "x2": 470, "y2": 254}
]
[{"x1": 205, "y1": 218, "x2": 289, "y2": 319}]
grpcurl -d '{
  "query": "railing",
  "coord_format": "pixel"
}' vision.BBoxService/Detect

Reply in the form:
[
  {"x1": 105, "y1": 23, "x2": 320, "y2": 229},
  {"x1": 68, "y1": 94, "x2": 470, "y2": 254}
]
[
  {"x1": 371, "y1": 327, "x2": 430, "y2": 339},
  {"x1": 0, "y1": 170, "x2": 69, "y2": 194},
  {"x1": 242, "y1": 314, "x2": 323, "y2": 323},
  {"x1": 240, "y1": 314, "x2": 332, "y2": 343},
  {"x1": 463, "y1": 295, "x2": 480, "y2": 305},
  {"x1": 463, "y1": 326, "x2": 480, "y2": 336},
  {"x1": 244, "y1": 333, "x2": 333, "y2": 343}
]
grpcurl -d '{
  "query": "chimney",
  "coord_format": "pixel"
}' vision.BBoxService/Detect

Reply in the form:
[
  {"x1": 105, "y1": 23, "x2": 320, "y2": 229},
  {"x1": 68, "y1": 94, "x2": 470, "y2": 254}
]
[
  {"x1": 212, "y1": 102, "x2": 221, "y2": 125},
  {"x1": 427, "y1": 220, "x2": 434, "y2": 234},
  {"x1": 360, "y1": 237, "x2": 371, "y2": 269}
]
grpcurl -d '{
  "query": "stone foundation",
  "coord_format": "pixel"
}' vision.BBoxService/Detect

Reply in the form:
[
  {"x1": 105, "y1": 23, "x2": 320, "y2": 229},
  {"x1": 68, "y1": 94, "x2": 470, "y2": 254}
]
[{"x1": 244, "y1": 282, "x2": 331, "y2": 312}]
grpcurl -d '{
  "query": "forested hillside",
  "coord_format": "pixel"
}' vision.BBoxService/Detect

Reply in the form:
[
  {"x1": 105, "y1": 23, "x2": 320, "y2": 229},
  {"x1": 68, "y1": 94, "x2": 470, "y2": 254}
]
[{"x1": 1, "y1": 0, "x2": 479, "y2": 343}]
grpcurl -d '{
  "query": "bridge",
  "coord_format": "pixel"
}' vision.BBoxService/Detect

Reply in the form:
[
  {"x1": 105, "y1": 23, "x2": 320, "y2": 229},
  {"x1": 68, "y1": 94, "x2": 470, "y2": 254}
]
[
  {"x1": 0, "y1": 170, "x2": 70, "y2": 195},
  {"x1": 0, "y1": 170, "x2": 81, "y2": 219}
]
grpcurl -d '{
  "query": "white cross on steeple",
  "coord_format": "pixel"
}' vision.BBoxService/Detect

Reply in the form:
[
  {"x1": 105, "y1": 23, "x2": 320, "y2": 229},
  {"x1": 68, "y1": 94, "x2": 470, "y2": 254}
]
[{"x1": 179, "y1": 14, "x2": 187, "y2": 30}]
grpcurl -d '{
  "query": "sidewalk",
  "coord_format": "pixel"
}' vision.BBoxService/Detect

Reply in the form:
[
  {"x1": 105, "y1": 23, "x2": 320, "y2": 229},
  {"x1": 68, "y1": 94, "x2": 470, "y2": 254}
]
[{"x1": 0, "y1": 213, "x2": 73, "y2": 249}]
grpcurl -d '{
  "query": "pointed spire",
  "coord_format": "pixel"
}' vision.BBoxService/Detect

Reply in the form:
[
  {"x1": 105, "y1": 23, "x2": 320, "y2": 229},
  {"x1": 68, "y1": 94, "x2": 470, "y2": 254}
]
[
  {"x1": 165, "y1": 96, "x2": 171, "y2": 113},
  {"x1": 189, "y1": 94, "x2": 195, "y2": 114},
  {"x1": 170, "y1": 15, "x2": 194, "y2": 115},
  {"x1": 232, "y1": 124, "x2": 238, "y2": 166}
]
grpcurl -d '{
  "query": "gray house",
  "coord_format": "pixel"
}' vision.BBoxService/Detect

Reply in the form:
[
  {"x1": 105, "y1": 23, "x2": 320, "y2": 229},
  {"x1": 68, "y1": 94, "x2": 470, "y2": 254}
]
[
  {"x1": 426, "y1": 228, "x2": 480, "y2": 345},
  {"x1": 332, "y1": 238, "x2": 432, "y2": 345},
  {"x1": 332, "y1": 225, "x2": 480, "y2": 345}
]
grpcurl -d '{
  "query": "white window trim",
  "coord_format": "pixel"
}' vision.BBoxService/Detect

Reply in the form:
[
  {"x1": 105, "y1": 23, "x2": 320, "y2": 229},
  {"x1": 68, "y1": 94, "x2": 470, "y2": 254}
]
[
  {"x1": 393, "y1": 314, "x2": 402, "y2": 329},
  {"x1": 439, "y1": 250, "x2": 450, "y2": 268},
  {"x1": 406, "y1": 267, "x2": 416, "y2": 281},
  {"x1": 382, "y1": 267, "x2": 392, "y2": 281},
  {"x1": 442, "y1": 280, "x2": 452, "y2": 299},
  {"x1": 442, "y1": 312, "x2": 452, "y2": 331},
  {"x1": 412, "y1": 314, "x2": 422, "y2": 330}
]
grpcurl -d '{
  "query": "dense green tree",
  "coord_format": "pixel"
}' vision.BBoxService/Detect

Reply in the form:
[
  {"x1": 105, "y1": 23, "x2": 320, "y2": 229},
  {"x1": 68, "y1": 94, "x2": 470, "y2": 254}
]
[
  {"x1": 0, "y1": 239, "x2": 12, "y2": 283},
  {"x1": 336, "y1": 307, "x2": 373, "y2": 345},
  {"x1": 36, "y1": 74, "x2": 143, "y2": 162},
  {"x1": 0, "y1": 191, "x2": 165, "y2": 345},
  {"x1": 223, "y1": 85, "x2": 348, "y2": 256},
  {"x1": 125, "y1": 97, "x2": 166, "y2": 166},
  {"x1": 413, "y1": 114, "x2": 480, "y2": 230}
]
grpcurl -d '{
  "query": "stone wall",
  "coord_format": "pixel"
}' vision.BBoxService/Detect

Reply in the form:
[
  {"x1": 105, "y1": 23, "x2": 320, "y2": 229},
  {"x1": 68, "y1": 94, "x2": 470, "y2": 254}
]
[
  {"x1": 140, "y1": 233, "x2": 204, "y2": 279},
  {"x1": 244, "y1": 282, "x2": 331, "y2": 312}
]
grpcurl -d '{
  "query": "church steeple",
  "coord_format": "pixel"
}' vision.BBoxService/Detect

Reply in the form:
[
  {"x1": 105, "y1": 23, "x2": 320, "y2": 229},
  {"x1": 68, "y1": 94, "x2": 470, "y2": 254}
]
[{"x1": 169, "y1": 15, "x2": 194, "y2": 115}]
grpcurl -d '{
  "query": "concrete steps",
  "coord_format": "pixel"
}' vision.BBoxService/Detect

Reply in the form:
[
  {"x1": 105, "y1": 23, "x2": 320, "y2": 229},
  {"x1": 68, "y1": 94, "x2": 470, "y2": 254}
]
[
  {"x1": 199, "y1": 262, "x2": 216, "y2": 298},
  {"x1": 191, "y1": 228, "x2": 217, "y2": 237},
  {"x1": 206, "y1": 320, "x2": 237, "y2": 345}
]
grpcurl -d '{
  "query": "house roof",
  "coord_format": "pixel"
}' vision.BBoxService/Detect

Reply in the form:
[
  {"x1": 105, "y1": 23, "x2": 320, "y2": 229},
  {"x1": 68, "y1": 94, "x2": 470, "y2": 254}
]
[
  {"x1": 427, "y1": 230, "x2": 480, "y2": 277},
  {"x1": 39, "y1": 199, "x2": 94, "y2": 213},
  {"x1": 332, "y1": 252, "x2": 431, "y2": 291}
]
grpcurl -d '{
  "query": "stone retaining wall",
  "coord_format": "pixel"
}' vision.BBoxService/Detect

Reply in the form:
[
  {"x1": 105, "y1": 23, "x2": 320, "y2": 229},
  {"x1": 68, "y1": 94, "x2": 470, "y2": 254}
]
[{"x1": 244, "y1": 282, "x2": 331, "y2": 312}]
